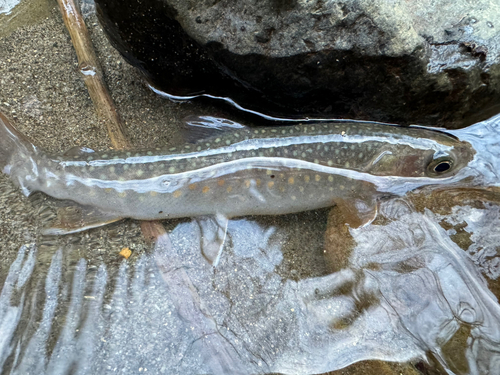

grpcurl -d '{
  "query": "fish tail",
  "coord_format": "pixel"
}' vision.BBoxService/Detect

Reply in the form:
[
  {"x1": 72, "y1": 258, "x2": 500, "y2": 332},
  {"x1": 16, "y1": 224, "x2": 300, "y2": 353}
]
[{"x1": 0, "y1": 111, "x2": 37, "y2": 176}]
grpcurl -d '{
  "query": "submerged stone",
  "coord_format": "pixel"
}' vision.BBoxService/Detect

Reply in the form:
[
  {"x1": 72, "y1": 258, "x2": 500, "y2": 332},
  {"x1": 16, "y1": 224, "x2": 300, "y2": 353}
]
[{"x1": 95, "y1": 0, "x2": 500, "y2": 128}]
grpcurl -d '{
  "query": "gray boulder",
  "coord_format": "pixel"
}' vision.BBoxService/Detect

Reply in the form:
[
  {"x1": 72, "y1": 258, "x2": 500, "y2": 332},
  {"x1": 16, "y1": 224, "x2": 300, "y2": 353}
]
[{"x1": 96, "y1": 0, "x2": 500, "y2": 127}]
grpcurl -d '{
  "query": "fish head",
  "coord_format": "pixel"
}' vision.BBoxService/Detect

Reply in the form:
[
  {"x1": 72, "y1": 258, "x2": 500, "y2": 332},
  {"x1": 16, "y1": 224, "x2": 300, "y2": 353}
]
[
  {"x1": 422, "y1": 140, "x2": 476, "y2": 179},
  {"x1": 365, "y1": 130, "x2": 475, "y2": 180}
]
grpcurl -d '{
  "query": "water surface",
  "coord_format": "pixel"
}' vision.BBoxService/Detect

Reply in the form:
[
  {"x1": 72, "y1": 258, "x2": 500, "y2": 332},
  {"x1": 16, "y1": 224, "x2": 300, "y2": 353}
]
[{"x1": 1, "y1": 1, "x2": 500, "y2": 374}]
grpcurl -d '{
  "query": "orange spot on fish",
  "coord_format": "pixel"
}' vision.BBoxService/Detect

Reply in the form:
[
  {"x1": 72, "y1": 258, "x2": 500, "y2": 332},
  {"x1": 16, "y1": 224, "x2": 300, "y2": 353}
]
[
  {"x1": 189, "y1": 183, "x2": 197, "y2": 190},
  {"x1": 150, "y1": 191, "x2": 158, "y2": 197},
  {"x1": 288, "y1": 177, "x2": 294, "y2": 185},
  {"x1": 202, "y1": 186, "x2": 210, "y2": 194},
  {"x1": 173, "y1": 190, "x2": 182, "y2": 198},
  {"x1": 226, "y1": 186, "x2": 233, "y2": 193},
  {"x1": 315, "y1": 175, "x2": 321, "y2": 182},
  {"x1": 218, "y1": 179, "x2": 225, "y2": 186},
  {"x1": 268, "y1": 181, "x2": 274, "y2": 188},
  {"x1": 244, "y1": 180, "x2": 251, "y2": 188}
]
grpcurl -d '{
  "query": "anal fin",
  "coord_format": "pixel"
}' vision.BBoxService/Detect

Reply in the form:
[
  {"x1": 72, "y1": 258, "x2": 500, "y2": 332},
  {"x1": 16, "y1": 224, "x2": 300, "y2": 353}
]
[{"x1": 42, "y1": 202, "x2": 123, "y2": 235}]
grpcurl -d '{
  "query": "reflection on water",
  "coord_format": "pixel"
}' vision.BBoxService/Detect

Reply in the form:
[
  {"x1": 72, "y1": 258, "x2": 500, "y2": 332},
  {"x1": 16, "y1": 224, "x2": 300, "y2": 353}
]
[
  {"x1": 1, "y1": 196, "x2": 499, "y2": 374},
  {"x1": 0, "y1": 0, "x2": 51, "y2": 38},
  {"x1": 0, "y1": 0, "x2": 20, "y2": 15}
]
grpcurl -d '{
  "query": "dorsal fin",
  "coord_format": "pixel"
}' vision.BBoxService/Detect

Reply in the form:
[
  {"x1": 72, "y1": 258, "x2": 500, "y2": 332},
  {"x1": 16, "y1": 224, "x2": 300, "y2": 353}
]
[
  {"x1": 63, "y1": 146, "x2": 95, "y2": 157},
  {"x1": 181, "y1": 115, "x2": 246, "y2": 143}
]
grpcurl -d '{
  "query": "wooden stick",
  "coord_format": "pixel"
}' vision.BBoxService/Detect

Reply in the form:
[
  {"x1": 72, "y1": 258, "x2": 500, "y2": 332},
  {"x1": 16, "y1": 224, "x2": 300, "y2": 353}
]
[
  {"x1": 56, "y1": 0, "x2": 130, "y2": 149},
  {"x1": 57, "y1": 0, "x2": 166, "y2": 240}
]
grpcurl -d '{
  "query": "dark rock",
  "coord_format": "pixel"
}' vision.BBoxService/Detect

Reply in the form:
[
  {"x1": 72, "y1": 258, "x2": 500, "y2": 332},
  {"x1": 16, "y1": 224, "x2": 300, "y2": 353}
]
[{"x1": 94, "y1": 0, "x2": 500, "y2": 128}]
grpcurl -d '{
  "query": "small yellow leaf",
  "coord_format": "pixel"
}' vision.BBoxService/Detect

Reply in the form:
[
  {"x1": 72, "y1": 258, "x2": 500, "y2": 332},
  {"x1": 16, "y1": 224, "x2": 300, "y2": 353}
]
[{"x1": 119, "y1": 247, "x2": 132, "y2": 259}]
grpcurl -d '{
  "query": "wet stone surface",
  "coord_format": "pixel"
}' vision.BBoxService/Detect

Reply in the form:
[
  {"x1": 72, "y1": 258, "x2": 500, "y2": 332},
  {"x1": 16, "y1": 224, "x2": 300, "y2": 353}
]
[{"x1": 94, "y1": 0, "x2": 500, "y2": 127}]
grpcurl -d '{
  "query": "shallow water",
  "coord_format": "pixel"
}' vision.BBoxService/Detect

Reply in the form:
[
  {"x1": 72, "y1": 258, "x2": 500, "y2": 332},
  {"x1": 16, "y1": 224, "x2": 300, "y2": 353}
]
[
  {"x1": 1, "y1": 1, "x2": 500, "y2": 375},
  {"x1": 1, "y1": 193, "x2": 500, "y2": 374}
]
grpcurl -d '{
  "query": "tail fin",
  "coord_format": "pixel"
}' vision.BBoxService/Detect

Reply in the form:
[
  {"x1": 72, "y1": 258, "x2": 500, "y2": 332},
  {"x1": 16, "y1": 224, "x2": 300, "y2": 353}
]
[{"x1": 0, "y1": 112, "x2": 36, "y2": 175}]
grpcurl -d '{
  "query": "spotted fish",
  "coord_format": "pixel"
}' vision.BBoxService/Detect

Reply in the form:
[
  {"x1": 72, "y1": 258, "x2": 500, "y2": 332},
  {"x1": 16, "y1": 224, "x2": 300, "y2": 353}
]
[{"x1": 0, "y1": 112, "x2": 477, "y2": 234}]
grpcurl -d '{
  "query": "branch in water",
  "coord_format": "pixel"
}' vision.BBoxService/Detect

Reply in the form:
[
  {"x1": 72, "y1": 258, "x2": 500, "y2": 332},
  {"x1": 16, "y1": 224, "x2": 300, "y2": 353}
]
[
  {"x1": 56, "y1": 0, "x2": 130, "y2": 150},
  {"x1": 56, "y1": 0, "x2": 166, "y2": 240}
]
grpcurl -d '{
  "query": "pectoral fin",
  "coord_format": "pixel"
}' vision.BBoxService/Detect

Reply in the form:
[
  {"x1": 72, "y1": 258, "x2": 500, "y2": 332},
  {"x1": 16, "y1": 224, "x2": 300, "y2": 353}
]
[
  {"x1": 42, "y1": 202, "x2": 123, "y2": 235},
  {"x1": 333, "y1": 196, "x2": 378, "y2": 229}
]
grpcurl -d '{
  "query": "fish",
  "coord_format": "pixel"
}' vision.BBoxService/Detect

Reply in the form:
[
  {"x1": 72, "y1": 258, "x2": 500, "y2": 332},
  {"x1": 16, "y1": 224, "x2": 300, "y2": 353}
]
[{"x1": 0, "y1": 112, "x2": 479, "y2": 235}]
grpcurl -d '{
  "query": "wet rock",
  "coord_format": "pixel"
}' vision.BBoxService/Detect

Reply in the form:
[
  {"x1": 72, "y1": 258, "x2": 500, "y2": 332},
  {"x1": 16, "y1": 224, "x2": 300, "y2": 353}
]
[{"x1": 95, "y1": 0, "x2": 500, "y2": 128}]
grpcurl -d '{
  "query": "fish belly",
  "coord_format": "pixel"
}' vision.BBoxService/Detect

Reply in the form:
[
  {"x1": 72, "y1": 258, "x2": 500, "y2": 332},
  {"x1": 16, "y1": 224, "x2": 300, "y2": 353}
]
[{"x1": 51, "y1": 167, "x2": 366, "y2": 220}]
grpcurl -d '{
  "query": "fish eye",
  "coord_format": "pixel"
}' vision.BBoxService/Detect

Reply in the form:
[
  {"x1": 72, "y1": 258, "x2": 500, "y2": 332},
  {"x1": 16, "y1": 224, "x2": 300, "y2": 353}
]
[
  {"x1": 433, "y1": 160, "x2": 451, "y2": 173},
  {"x1": 427, "y1": 157, "x2": 454, "y2": 176}
]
